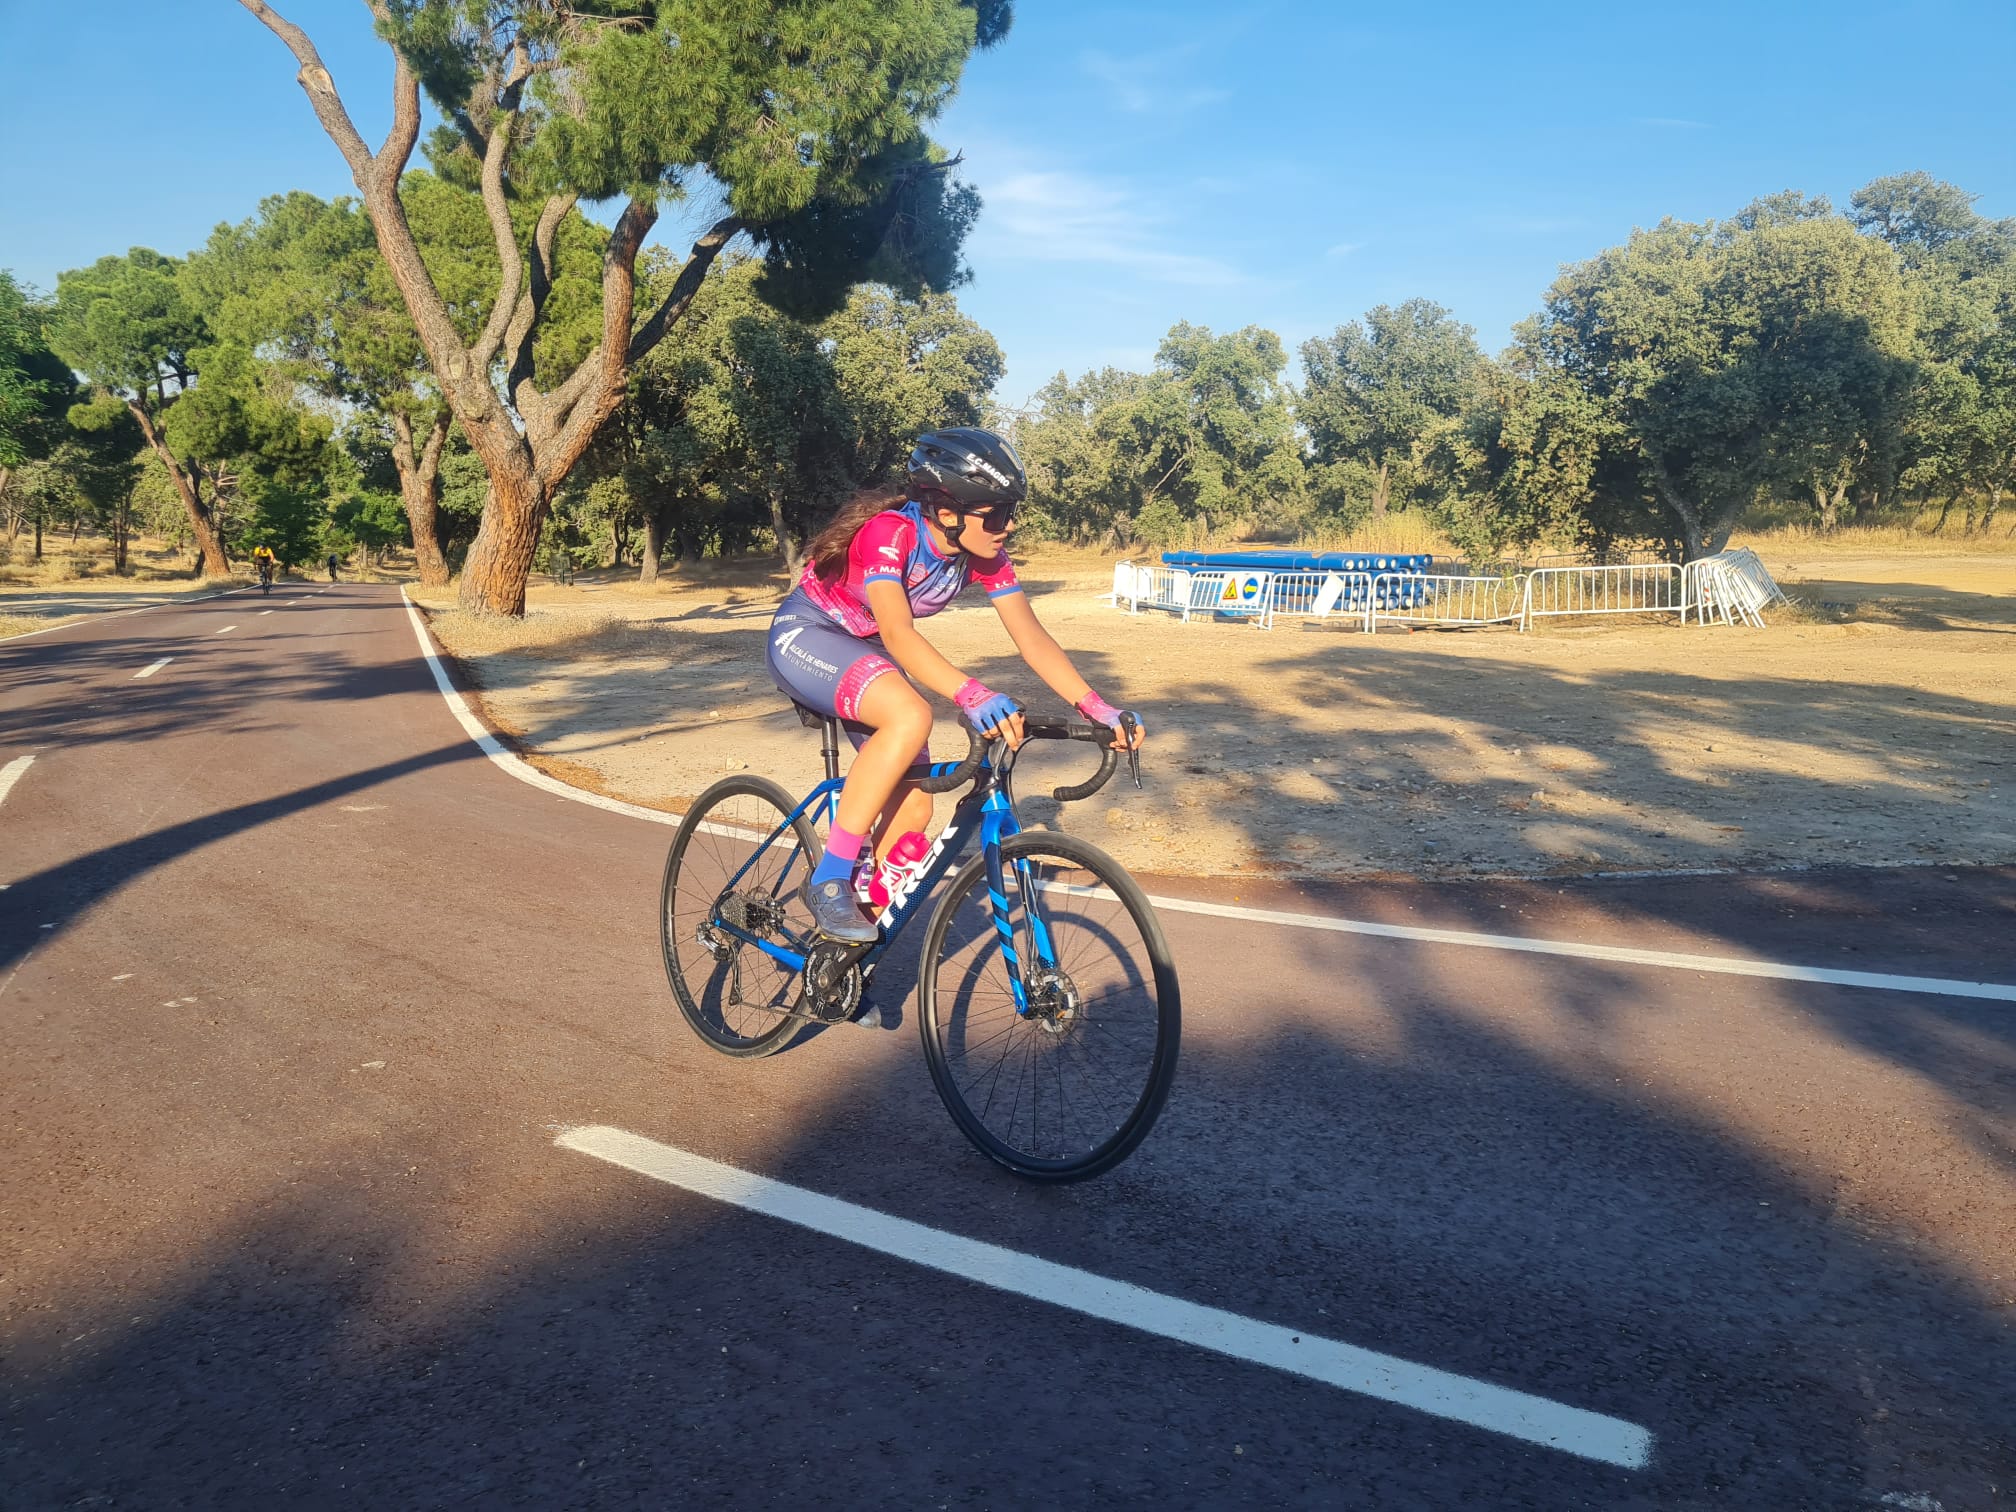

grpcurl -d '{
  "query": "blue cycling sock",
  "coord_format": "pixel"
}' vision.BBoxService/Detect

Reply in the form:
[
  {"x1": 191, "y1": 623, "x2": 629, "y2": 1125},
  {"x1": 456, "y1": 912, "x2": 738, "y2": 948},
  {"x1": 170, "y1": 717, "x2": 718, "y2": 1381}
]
[{"x1": 811, "y1": 823, "x2": 868, "y2": 887}]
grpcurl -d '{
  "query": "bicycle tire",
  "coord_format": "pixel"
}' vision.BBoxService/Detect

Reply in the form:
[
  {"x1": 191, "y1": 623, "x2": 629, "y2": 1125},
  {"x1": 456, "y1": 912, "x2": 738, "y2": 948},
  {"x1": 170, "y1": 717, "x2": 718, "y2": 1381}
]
[
  {"x1": 917, "y1": 831, "x2": 1180, "y2": 1181},
  {"x1": 661, "y1": 774, "x2": 819, "y2": 1058}
]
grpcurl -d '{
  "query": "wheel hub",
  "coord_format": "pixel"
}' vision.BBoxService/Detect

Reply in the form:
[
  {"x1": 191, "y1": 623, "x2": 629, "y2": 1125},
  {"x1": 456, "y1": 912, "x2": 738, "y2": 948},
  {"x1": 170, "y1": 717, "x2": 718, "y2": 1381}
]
[{"x1": 1026, "y1": 967, "x2": 1081, "y2": 1034}]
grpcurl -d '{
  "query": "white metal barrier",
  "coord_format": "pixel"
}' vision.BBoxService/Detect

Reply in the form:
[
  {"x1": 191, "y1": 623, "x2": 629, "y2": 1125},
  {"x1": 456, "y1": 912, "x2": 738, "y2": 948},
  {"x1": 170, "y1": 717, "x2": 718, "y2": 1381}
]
[
  {"x1": 1112, "y1": 554, "x2": 1779, "y2": 632},
  {"x1": 1366, "y1": 573, "x2": 1522, "y2": 630},
  {"x1": 1258, "y1": 571, "x2": 1374, "y2": 629},
  {"x1": 1684, "y1": 549, "x2": 1785, "y2": 627},
  {"x1": 1119, "y1": 563, "x2": 1275, "y2": 622},
  {"x1": 1519, "y1": 564, "x2": 1687, "y2": 630}
]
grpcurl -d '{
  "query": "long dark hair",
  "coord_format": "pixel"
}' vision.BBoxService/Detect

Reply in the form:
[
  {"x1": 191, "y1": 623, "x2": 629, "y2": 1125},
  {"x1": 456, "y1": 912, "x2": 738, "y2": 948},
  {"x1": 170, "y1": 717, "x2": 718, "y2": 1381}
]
[{"x1": 805, "y1": 485, "x2": 956, "y2": 582}]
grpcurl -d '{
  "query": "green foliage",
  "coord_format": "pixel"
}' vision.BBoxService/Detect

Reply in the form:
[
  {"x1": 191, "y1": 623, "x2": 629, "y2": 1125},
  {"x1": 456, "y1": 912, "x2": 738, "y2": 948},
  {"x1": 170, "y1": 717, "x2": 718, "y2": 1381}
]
[
  {"x1": 49, "y1": 249, "x2": 205, "y2": 407},
  {"x1": 1016, "y1": 323, "x2": 1304, "y2": 548},
  {"x1": 1299, "y1": 299, "x2": 1486, "y2": 522},
  {"x1": 603, "y1": 256, "x2": 1002, "y2": 566},
  {"x1": 1, "y1": 272, "x2": 77, "y2": 469},
  {"x1": 1512, "y1": 211, "x2": 1916, "y2": 555},
  {"x1": 1850, "y1": 173, "x2": 1985, "y2": 265},
  {"x1": 383, "y1": 0, "x2": 1003, "y2": 312}
]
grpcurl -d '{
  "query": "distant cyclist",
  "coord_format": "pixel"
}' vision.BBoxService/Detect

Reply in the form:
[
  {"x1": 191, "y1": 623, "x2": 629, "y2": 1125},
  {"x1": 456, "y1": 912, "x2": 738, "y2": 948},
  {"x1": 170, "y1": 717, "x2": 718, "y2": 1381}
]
[
  {"x1": 326, "y1": 551, "x2": 340, "y2": 582},
  {"x1": 766, "y1": 427, "x2": 1146, "y2": 942},
  {"x1": 250, "y1": 544, "x2": 278, "y2": 588}
]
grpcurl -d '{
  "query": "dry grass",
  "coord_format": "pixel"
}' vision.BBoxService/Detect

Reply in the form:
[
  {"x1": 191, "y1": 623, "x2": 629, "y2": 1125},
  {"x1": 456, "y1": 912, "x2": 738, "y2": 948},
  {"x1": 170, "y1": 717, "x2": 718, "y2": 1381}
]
[
  {"x1": 0, "y1": 537, "x2": 205, "y2": 589},
  {"x1": 0, "y1": 613, "x2": 66, "y2": 638},
  {"x1": 1732, "y1": 520, "x2": 2016, "y2": 556}
]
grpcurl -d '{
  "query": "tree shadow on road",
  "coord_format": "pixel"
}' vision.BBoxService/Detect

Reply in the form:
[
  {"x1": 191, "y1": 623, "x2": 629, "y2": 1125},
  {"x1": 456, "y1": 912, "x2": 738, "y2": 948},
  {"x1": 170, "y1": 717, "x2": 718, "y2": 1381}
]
[{"x1": 4, "y1": 906, "x2": 2012, "y2": 1508}]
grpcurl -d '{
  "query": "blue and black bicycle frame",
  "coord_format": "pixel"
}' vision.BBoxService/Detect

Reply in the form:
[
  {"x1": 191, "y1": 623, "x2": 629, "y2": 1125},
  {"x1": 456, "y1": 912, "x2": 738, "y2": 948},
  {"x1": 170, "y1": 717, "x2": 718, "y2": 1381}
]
[{"x1": 705, "y1": 714, "x2": 1071, "y2": 1015}]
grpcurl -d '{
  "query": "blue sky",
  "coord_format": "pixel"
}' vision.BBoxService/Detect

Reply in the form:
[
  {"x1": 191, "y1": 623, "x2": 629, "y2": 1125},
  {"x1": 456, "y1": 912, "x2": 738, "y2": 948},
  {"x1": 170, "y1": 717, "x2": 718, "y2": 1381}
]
[{"x1": 4, "y1": 1, "x2": 2011, "y2": 405}]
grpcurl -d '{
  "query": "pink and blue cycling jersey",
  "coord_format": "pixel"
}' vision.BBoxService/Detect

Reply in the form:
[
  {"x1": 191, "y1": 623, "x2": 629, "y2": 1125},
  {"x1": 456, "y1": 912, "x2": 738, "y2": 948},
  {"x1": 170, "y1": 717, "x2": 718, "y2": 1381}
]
[{"x1": 795, "y1": 498, "x2": 1021, "y2": 636}]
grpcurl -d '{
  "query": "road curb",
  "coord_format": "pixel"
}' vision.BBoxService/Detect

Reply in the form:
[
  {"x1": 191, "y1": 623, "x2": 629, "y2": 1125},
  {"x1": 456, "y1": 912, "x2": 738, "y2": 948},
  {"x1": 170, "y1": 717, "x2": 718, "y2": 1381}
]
[{"x1": 399, "y1": 587, "x2": 681, "y2": 828}]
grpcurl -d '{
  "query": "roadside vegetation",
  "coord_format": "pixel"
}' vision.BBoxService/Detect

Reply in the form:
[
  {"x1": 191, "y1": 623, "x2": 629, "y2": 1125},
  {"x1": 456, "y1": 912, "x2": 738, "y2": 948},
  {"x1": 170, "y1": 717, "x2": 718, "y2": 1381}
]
[{"x1": 1, "y1": 7, "x2": 2010, "y2": 614}]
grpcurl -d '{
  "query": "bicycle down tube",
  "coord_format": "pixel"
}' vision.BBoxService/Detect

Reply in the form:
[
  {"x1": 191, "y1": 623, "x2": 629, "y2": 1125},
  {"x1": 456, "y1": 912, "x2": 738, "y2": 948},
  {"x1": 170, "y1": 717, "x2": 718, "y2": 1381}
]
[{"x1": 704, "y1": 749, "x2": 1055, "y2": 1015}]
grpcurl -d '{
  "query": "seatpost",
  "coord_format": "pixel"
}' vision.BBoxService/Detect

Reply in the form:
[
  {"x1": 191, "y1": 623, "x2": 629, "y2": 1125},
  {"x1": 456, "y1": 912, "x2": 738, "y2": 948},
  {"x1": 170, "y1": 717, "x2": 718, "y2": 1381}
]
[{"x1": 820, "y1": 716, "x2": 842, "y2": 785}]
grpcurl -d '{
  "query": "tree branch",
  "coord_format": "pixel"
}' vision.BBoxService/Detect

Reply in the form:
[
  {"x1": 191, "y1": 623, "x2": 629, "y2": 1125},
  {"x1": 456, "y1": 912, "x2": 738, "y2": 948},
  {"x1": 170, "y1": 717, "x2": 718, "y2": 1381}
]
[
  {"x1": 468, "y1": 47, "x2": 534, "y2": 374},
  {"x1": 377, "y1": 49, "x2": 422, "y2": 188},
  {"x1": 507, "y1": 193, "x2": 577, "y2": 400},
  {"x1": 628, "y1": 214, "x2": 743, "y2": 362},
  {"x1": 237, "y1": 0, "x2": 376, "y2": 186}
]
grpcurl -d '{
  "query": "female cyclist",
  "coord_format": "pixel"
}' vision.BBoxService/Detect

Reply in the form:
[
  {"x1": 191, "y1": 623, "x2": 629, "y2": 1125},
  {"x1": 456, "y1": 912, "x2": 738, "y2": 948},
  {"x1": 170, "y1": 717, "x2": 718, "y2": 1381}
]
[{"x1": 767, "y1": 427, "x2": 1146, "y2": 942}]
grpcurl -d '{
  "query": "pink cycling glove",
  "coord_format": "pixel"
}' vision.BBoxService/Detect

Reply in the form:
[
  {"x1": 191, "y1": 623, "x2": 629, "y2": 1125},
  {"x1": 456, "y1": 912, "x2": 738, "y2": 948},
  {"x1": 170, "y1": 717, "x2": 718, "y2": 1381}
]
[
  {"x1": 954, "y1": 677, "x2": 1021, "y2": 731},
  {"x1": 1076, "y1": 690, "x2": 1126, "y2": 729}
]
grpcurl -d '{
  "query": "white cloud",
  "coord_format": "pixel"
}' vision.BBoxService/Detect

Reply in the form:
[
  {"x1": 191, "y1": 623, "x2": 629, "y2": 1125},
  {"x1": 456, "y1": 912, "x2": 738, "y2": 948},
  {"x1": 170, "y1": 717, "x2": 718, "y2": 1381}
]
[
  {"x1": 1079, "y1": 47, "x2": 1229, "y2": 115},
  {"x1": 1323, "y1": 241, "x2": 1363, "y2": 259},
  {"x1": 974, "y1": 168, "x2": 1246, "y2": 287}
]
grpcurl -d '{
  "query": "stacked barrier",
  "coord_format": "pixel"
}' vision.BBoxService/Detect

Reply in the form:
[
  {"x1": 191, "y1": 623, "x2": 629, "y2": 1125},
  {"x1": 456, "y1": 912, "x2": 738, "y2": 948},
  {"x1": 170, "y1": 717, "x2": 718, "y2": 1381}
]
[{"x1": 1684, "y1": 548, "x2": 1786, "y2": 627}]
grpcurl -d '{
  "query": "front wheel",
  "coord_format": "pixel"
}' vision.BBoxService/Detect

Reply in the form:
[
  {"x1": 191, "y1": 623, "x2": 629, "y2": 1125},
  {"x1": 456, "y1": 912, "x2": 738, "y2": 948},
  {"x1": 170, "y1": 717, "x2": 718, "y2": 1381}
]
[
  {"x1": 918, "y1": 832, "x2": 1180, "y2": 1181},
  {"x1": 661, "y1": 775, "x2": 819, "y2": 1058}
]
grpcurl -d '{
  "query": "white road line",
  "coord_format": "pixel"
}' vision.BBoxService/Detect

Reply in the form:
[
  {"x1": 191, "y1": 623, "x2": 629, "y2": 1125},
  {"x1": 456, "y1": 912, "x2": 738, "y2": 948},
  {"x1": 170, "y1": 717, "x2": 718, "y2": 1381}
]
[
  {"x1": 0, "y1": 586, "x2": 247, "y2": 645},
  {"x1": 213, "y1": 624, "x2": 238, "y2": 635},
  {"x1": 132, "y1": 657, "x2": 172, "y2": 680},
  {"x1": 258, "y1": 609, "x2": 274, "y2": 615},
  {"x1": 400, "y1": 590, "x2": 2012, "y2": 1005},
  {"x1": 1045, "y1": 885, "x2": 2016, "y2": 1005},
  {"x1": 0, "y1": 753, "x2": 34, "y2": 808},
  {"x1": 558, "y1": 1126, "x2": 1654, "y2": 1468}
]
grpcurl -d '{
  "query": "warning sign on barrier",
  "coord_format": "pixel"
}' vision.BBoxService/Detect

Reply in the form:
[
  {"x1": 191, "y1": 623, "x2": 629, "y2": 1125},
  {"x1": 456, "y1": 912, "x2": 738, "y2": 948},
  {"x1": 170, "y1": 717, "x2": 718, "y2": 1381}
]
[{"x1": 1218, "y1": 571, "x2": 1266, "y2": 610}]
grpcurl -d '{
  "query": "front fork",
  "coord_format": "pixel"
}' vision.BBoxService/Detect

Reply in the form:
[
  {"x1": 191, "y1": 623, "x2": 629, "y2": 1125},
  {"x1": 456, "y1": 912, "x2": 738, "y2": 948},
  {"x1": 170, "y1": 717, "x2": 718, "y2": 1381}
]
[{"x1": 980, "y1": 791, "x2": 1059, "y2": 1017}]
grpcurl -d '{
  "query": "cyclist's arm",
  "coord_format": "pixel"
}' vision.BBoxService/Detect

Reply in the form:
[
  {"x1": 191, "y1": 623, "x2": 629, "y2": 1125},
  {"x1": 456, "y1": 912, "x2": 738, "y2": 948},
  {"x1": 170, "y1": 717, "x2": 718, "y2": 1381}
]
[
  {"x1": 991, "y1": 590, "x2": 1095, "y2": 706},
  {"x1": 993, "y1": 591, "x2": 1144, "y2": 747},
  {"x1": 863, "y1": 579, "x2": 971, "y2": 702}
]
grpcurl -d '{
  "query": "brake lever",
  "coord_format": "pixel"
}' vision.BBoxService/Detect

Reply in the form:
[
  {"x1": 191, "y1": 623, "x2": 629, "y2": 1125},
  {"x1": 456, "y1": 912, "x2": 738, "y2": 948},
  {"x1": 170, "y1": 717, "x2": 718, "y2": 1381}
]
[{"x1": 1119, "y1": 712, "x2": 1143, "y2": 790}]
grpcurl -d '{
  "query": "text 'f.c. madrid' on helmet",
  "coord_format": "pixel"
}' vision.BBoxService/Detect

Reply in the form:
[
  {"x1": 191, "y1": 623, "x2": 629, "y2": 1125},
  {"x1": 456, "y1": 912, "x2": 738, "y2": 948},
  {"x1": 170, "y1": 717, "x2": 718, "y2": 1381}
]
[{"x1": 906, "y1": 428, "x2": 1027, "y2": 508}]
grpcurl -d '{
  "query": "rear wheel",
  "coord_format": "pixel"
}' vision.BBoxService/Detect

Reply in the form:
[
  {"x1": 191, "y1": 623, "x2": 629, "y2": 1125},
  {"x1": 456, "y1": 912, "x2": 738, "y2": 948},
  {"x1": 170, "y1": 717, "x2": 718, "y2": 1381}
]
[
  {"x1": 660, "y1": 775, "x2": 818, "y2": 1058},
  {"x1": 918, "y1": 832, "x2": 1180, "y2": 1181}
]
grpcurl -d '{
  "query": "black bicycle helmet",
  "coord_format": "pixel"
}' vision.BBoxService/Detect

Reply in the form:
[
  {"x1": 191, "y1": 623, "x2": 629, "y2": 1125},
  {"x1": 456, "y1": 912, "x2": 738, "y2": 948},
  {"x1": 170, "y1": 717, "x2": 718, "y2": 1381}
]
[{"x1": 907, "y1": 427, "x2": 1027, "y2": 507}]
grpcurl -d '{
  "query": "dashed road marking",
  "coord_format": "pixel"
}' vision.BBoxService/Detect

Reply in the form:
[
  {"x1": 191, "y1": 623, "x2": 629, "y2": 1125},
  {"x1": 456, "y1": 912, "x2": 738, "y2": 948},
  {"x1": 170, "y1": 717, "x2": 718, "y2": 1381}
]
[
  {"x1": 0, "y1": 753, "x2": 33, "y2": 808},
  {"x1": 258, "y1": 609, "x2": 274, "y2": 615},
  {"x1": 133, "y1": 658, "x2": 172, "y2": 680},
  {"x1": 214, "y1": 624, "x2": 238, "y2": 635},
  {"x1": 558, "y1": 1125, "x2": 1655, "y2": 1469}
]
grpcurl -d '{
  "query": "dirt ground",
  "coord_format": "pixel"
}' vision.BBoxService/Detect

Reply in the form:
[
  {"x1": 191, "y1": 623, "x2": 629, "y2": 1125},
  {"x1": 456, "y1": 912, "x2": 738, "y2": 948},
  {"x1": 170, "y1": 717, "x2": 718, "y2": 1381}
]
[{"x1": 410, "y1": 540, "x2": 2011, "y2": 881}]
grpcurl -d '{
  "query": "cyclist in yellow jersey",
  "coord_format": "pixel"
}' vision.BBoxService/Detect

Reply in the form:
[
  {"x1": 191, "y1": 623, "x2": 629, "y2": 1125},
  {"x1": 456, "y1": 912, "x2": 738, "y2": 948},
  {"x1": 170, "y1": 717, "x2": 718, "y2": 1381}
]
[{"x1": 251, "y1": 545, "x2": 278, "y2": 587}]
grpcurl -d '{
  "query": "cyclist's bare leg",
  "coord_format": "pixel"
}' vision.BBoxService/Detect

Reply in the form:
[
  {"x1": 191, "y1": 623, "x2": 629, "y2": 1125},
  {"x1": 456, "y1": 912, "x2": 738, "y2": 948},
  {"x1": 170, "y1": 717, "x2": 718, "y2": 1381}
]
[
  {"x1": 872, "y1": 782, "x2": 933, "y2": 866},
  {"x1": 833, "y1": 676, "x2": 932, "y2": 837}
]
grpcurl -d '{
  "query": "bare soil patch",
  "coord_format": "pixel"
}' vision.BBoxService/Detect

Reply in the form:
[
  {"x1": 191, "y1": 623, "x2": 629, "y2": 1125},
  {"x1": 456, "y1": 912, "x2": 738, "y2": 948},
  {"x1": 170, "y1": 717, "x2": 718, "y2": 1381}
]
[{"x1": 414, "y1": 540, "x2": 2015, "y2": 880}]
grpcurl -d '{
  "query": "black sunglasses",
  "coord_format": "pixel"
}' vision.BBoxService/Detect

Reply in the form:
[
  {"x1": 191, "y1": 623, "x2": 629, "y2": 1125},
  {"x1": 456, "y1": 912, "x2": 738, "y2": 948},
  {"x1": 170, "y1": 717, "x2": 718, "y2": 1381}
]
[{"x1": 963, "y1": 502, "x2": 1019, "y2": 530}]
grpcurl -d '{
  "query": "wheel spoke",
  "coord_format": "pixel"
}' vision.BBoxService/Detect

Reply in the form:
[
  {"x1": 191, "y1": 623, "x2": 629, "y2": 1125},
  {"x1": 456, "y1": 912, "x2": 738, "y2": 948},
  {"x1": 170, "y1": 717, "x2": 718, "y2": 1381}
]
[{"x1": 922, "y1": 837, "x2": 1177, "y2": 1179}]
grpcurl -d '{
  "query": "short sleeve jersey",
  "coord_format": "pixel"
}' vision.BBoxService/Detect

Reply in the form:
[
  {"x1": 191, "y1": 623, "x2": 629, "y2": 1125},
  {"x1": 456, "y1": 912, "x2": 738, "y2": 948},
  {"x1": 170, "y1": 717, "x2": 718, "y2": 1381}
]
[{"x1": 795, "y1": 499, "x2": 1020, "y2": 638}]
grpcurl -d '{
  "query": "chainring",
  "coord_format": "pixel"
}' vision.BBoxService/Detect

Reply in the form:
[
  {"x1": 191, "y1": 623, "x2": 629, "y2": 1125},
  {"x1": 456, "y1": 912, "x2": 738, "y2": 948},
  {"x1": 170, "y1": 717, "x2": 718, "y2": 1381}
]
[{"x1": 801, "y1": 940, "x2": 866, "y2": 1023}]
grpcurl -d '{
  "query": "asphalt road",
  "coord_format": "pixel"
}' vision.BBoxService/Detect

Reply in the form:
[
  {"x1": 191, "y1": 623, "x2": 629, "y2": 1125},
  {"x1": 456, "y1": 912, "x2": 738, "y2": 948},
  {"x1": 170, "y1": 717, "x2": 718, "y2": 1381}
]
[{"x1": 2, "y1": 584, "x2": 2011, "y2": 1509}]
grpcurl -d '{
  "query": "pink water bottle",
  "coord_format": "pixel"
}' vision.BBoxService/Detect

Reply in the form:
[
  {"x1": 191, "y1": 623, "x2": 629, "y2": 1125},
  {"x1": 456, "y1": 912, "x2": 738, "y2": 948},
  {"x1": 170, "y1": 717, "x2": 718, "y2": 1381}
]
[{"x1": 864, "y1": 830, "x2": 932, "y2": 911}]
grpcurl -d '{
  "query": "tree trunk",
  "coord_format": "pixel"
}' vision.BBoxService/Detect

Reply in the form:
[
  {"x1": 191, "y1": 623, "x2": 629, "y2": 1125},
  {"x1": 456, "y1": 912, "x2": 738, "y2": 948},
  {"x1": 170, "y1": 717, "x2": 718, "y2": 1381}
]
[
  {"x1": 1930, "y1": 492, "x2": 1957, "y2": 533},
  {"x1": 1814, "y1": 477, "x2": 1845, "y2": 532},
  {"x1": 34, "y1": 511, "x2": 42, "y2": 560},
  {"x1": 389, "y1": 410, "x2": 452, "y2": 587},
  {"x1": 457, "y1": 463, "x2": 548, "y2": 617},
  {"x1": 1372, "y1": 460, "x2": 1390, "y2": 520},
  {"x1": 125, "y1": 399, "x2": 229, "y2": 576},
  {"x1": 768, "y1": 489, "x2": 803, "y2": 576},
  {"x1": 639, "y1": 503, "x2": 668, "y2": 585}
]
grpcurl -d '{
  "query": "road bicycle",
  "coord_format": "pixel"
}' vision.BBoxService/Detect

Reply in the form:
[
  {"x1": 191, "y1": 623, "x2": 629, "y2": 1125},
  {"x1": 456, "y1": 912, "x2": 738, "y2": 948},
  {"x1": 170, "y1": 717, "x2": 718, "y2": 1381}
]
[{"x1": 659, "y1": 706, "x2": 1181, "y2": 1182}]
